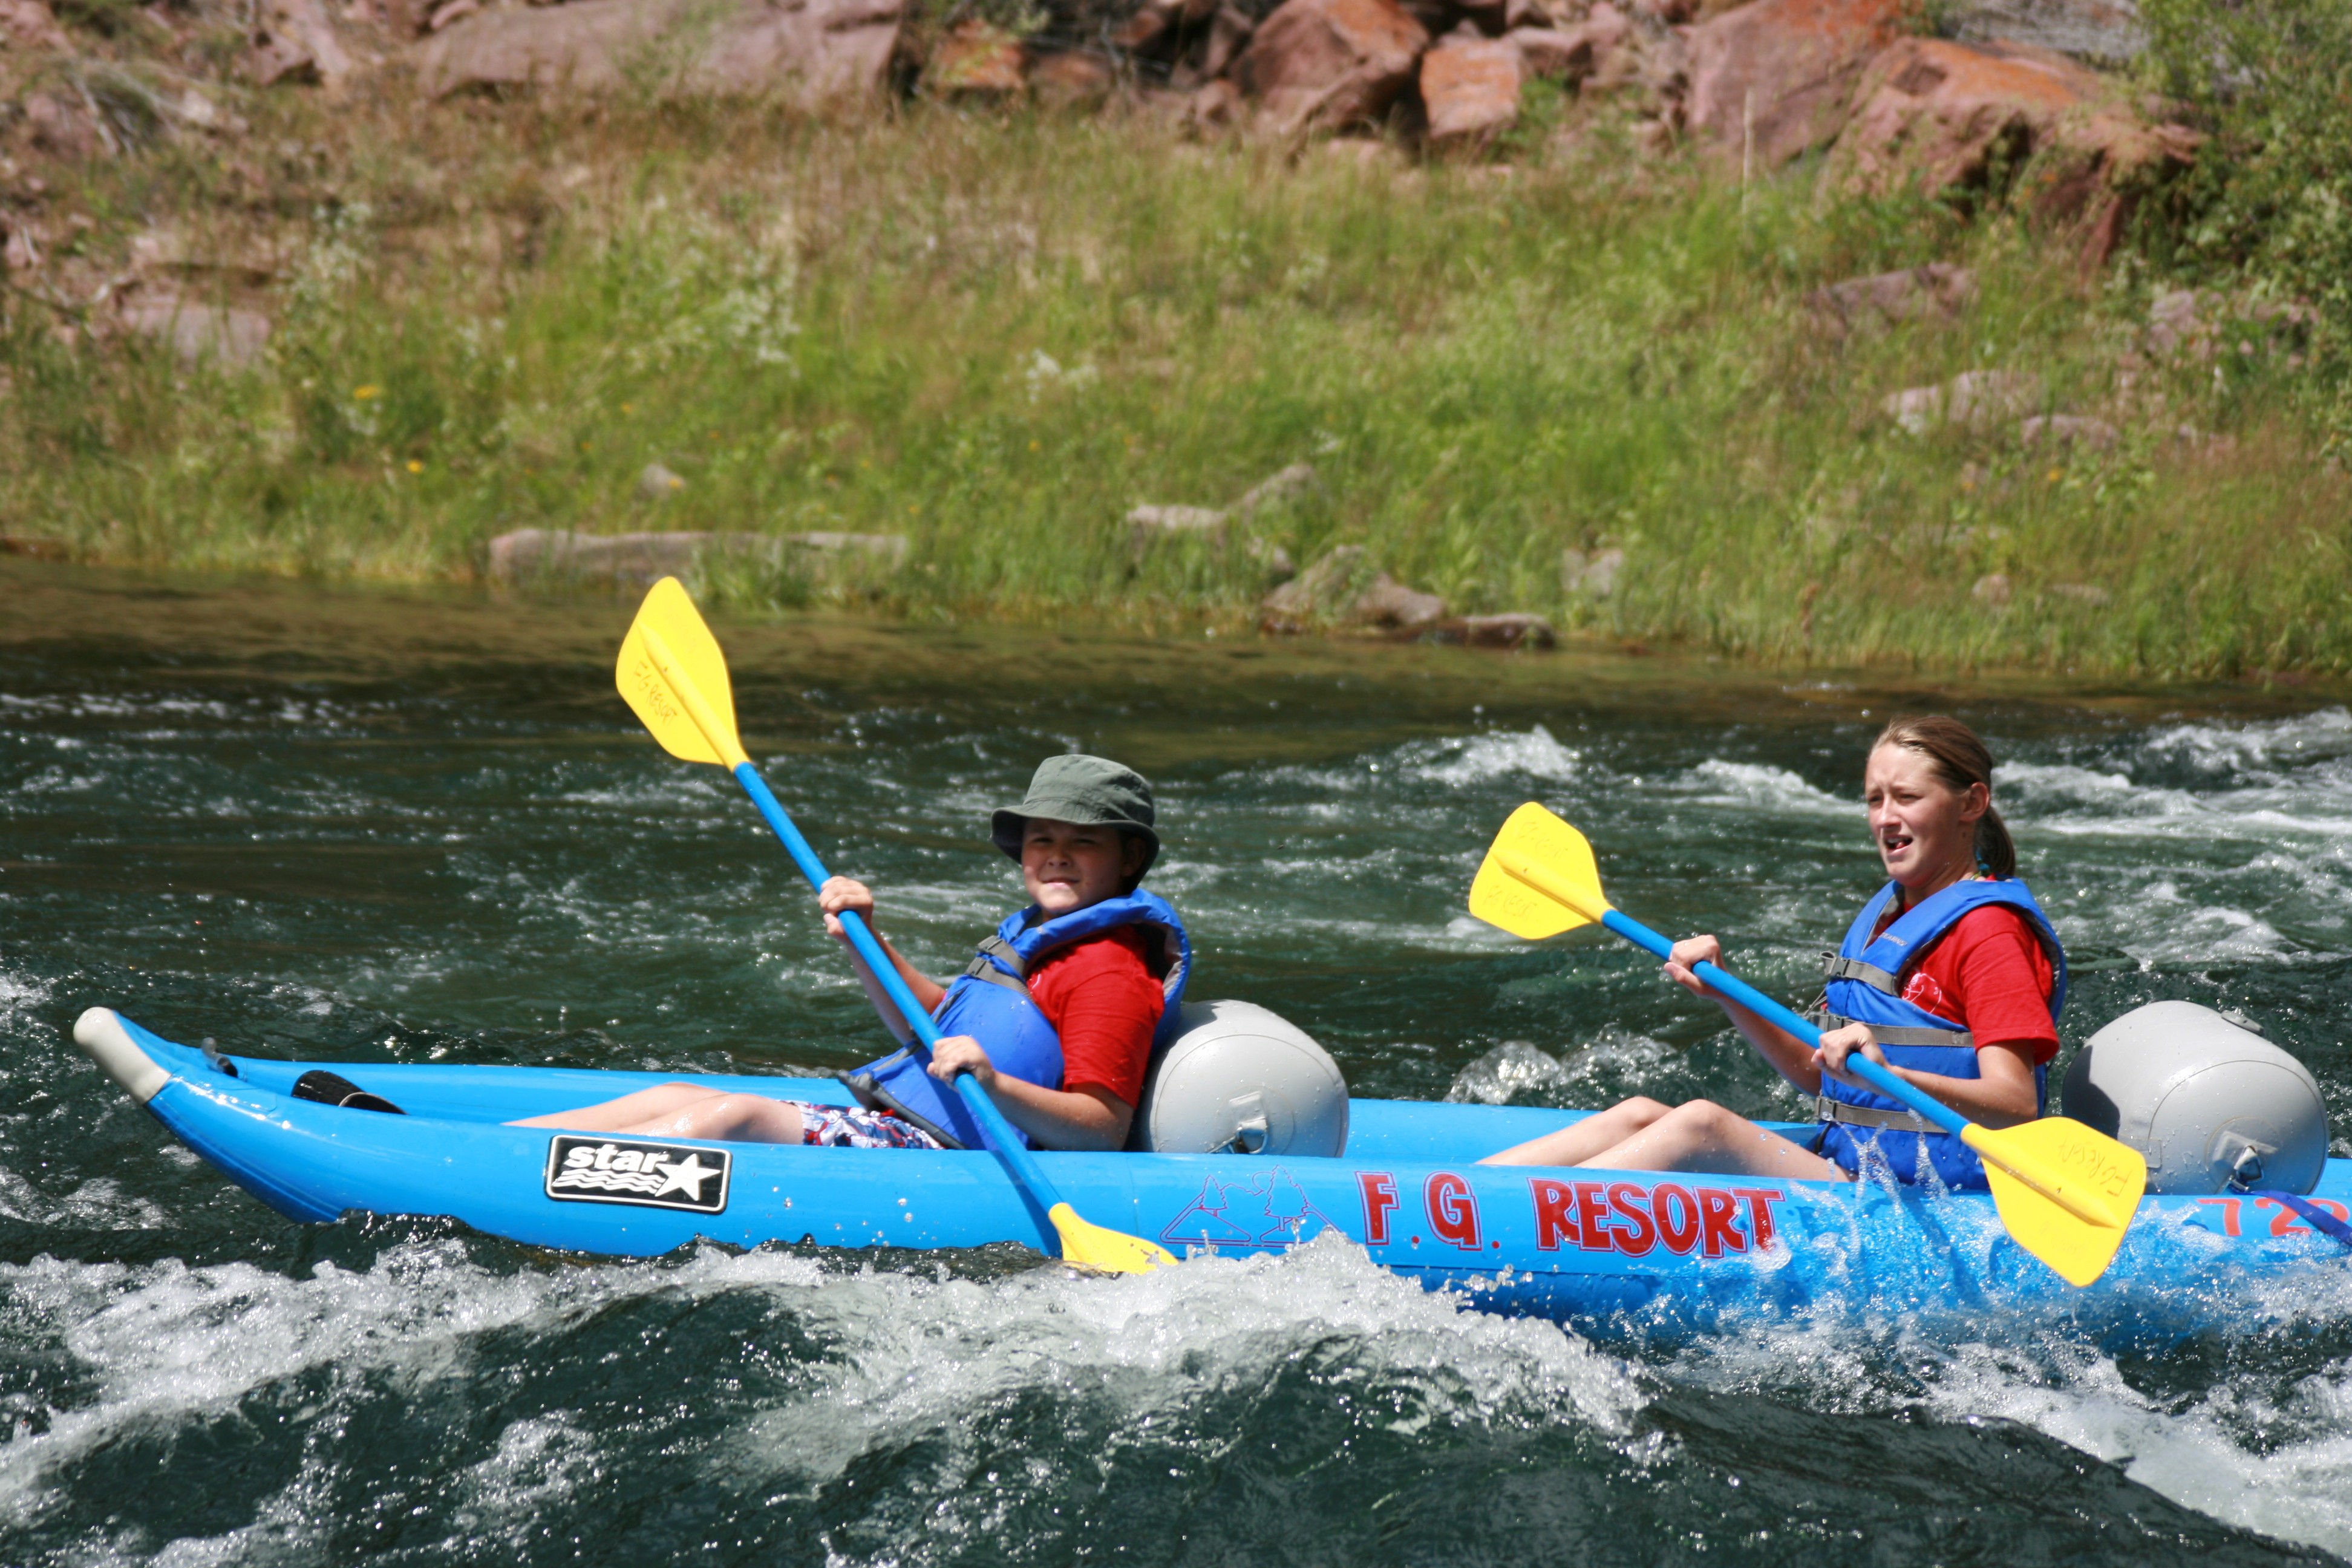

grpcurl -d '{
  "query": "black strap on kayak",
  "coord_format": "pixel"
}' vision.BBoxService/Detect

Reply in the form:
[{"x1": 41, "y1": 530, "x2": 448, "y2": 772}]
[
  {"x1": 292, "y1": 1071, "x2": 405, "y2": 1115},
  {"x1": 833, "y1": 1070, "x2": 968, "y2": 1151}
]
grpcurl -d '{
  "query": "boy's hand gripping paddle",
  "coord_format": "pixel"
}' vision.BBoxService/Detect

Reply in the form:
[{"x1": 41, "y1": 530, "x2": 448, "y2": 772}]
[
  {"x1": 1468, "y1": 802, "x2": 2146, "y2": 1288},
  {"x1": 615, "y1": 577, "x2": 1175, "y2": 1275}
]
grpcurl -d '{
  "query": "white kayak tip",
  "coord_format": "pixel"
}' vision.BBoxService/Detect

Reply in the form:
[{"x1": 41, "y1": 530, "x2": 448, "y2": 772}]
[{"x1": 72, "y1": 1007, "x2": 170, "y2": 1106}]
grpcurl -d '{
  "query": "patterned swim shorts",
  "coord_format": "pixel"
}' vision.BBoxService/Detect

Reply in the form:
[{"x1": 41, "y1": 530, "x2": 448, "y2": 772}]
[{"x1": 789, "y1": 1101, "x2": 947, "y2": 1151}]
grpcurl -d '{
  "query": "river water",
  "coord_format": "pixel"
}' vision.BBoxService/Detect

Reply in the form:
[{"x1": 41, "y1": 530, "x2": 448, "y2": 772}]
[{"x1": 5, "y1": 563, "x2": 2352, "y2": 1565}]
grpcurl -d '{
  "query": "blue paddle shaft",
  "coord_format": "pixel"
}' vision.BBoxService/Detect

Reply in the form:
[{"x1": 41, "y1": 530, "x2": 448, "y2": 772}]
[
  {"x1": 1597, "y1": 908, "x2": 1971, "y2": 1140},
  {"x1": 730, "y1": 762, "x2": 1056, "y2": 1187}
]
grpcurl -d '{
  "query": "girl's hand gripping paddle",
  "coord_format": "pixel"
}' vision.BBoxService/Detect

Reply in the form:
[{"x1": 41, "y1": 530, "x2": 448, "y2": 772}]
[
  {"x1": 1468, "y1": 802, "x2": 2146, "y2": 1288},
  {"x1": 615, "y1": 577, "x2": 1175, "y2": 1275}
]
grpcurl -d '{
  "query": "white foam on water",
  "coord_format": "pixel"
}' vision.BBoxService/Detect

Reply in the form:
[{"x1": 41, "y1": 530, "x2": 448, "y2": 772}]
[
  {"x1": 0, "y1": 967, "x2": 51, "y2": 1035},
  {"x1": 1399, "y1": 726, "x2": 1585, "y2": 789},
  {"x1": 0, "y1": 1241, "x2": 832, "y2": 1537},
  {"x1": 727, "y1": 1230, "x2": 1647, "y2": 1498},
  {"x1": 2140, "y1": 707, "x2": 2352, "y2": 777},
  {"x1": 1658, "y1": 1258, "x2": 2352, "y2": 1558},
  {"x1": 1676, "y1": 760, "x2": 1851, "y2": 817},
  {"x1": 0, "y1": 1233, "x2": 1646, "y2": 1557},
  {"x1": 1445, "y1": 1032, "x2": 1674, "y2": 1106}
]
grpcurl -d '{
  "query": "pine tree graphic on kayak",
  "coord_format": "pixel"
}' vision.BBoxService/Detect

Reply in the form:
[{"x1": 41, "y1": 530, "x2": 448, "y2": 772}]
[{"x1": 1160, "y1": 1169, "x2": 1334, "y2": 1249}]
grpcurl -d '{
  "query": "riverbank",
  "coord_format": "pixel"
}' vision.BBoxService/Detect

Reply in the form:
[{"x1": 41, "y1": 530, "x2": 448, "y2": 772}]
[{"x1": 5, "y1": 96, "x2": 2347, "y2": 679}]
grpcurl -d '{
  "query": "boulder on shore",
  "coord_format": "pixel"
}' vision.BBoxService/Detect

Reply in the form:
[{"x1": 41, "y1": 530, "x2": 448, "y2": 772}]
[
  {"x1": 1420, "y1": 29, "x2": 1524, "y2": 148},
  {"x1": 1685, "y1": 0, "x2": 1904, "y2": 169},
  {"x1": 1229, "y1": 0, "x2": 1430, "y2": 134},
  {"x1": 1805, "y1": 263, "x2": 1975, "y2": 338},
  {"x1": 1347, "y1": 572, "x2": 1448, "y2": 631},
  {"x1": 926, "y1": 18, "x2": 1025, "y2": 96},
  {"x1": 414, "y1": 0, "x2": 903, "y2": 107},
  {"x1": 1825, "y1": 38, "x2": 2198, "y2": 263}
]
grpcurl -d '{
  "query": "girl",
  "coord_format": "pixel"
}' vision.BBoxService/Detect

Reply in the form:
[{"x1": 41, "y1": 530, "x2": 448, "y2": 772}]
[
  {"x1": 1481, "y1": 716, "x2": 2062, "y2": 1187},
  {"x1": 514, "y1": 754, "x2": 1189, "y2": 1152}
]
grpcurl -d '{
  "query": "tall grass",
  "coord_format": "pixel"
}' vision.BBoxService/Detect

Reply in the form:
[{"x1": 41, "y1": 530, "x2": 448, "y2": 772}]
[{"x1": 4, "y1": 91, "x2": 2346, "y2": 677}]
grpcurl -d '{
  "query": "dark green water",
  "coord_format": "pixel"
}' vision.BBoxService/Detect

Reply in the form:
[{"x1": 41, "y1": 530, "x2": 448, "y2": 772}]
[{"x1": 7, "y1": 564, "x2": 2352, "y2": 1565}]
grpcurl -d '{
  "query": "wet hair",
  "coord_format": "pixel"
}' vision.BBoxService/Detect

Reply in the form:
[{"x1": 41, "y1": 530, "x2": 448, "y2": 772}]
[{"x1": 1870, "y1": 714, "x2": 2016, "y2": 880}]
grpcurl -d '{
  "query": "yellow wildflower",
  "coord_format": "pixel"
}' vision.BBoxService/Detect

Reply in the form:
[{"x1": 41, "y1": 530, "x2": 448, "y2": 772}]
[{"x1": 354, "y1": 385, "x2": 381, "y2": 400}]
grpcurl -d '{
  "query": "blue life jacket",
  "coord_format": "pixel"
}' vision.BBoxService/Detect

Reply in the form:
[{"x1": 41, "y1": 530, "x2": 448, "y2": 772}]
[
  {"x1": 848, "y1": 890, "x2": 1191, "y2": 1152},
  {"x1": 1815, "y1": 877, "x2": 2066, "y2": 1191}
]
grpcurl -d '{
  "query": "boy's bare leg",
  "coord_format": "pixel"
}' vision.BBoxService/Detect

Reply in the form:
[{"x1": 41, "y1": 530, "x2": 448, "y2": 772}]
[
  {"x1": 612, "y1": 1094, "x2": 806, "y2": 1145},
  {"x1": 1480, "y1": 1097, "x2": 1674, "y2": 1167},
  {"x1": 509, "y1": 1082, "x2": 728, "y2": 1131}
]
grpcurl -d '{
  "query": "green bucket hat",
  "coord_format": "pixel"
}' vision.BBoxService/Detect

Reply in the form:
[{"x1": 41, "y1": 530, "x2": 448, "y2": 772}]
[{"x1": 990, "y1": 754, "x2": 1160, "y2": 877}]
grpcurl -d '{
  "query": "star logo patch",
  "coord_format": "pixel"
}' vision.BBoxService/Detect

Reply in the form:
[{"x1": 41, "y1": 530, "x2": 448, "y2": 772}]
[{"x1": 544, "y1": 1135, "x2": 732, "y2": 1214}]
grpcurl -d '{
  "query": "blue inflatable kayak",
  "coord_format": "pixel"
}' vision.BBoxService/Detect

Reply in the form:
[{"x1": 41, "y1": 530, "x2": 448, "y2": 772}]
[{"x1": 71, "y1": 1007, "x2": 2352, "y2": 1327}]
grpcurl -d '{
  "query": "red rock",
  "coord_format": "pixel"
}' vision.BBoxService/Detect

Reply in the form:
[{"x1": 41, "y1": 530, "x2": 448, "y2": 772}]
[
  {"x1": 1421, "y1": 29, "x2": 1523, "y2": 147},
  {"x1": 1685, "y1": 0, "x2": 1902, "y2": 169},
  {"x1": 928, "y1": 18, "x2": 1025, "y2": 96},
  {"x1": 1112, "y1": 1, "x2": 1174, "y2": 50},
  {"x1": 1030, "y1": 48, "x2": 1115, "y2": 107},
  {"x1": 1826, "y1": 38, "x2": 2200, "y2": 262},
  {"x1": 1200, "y1": 4, "x2": 1255, "y2": 77},
  {"x1": 1230, "y1": 0, "x2": 1429, "y2": 134},
  {"x1": 1564, "y1": 1, "x2": 1636, "y2": 88},
  {"x1": 1511, "y1": 24, "x2": 1593, "y2": 80},
  {"x1": 414, "y1": 0, "x2": 902, "y2": 106}
]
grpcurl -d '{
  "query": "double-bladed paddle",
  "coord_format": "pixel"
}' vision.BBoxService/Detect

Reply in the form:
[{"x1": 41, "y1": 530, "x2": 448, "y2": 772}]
[
  {"x1": 613, "y1": 577, "x2": 1175, "y2": 1275},
  {"x1": 1467, "y1": 802, "x2": 2146, "y2": 1287}
]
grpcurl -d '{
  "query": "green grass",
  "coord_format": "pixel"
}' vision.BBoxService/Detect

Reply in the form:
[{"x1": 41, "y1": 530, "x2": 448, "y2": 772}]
[{"x1": 5, "y1": 90, "x2": 2347, "y2": 678}]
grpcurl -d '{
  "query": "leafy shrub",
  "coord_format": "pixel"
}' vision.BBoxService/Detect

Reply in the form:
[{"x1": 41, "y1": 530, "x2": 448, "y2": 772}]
[{"x1": 2139, "y1": 0, "x2": 2352, "y2": 442}]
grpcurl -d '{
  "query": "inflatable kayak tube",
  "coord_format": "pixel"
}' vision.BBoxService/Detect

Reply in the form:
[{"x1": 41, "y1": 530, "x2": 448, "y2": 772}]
[{"x1": 73, "y1": 1008, "x2": 2352, "y2": 1331}]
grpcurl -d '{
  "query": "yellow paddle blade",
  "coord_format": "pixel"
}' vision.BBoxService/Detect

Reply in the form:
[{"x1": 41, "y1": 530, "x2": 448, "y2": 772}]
[
  {"x1": 1047, "y1": 1201, "x2": 1177, "y2": 1275},
  {"x1": 615, "y1": 577, "x2": 747, "y2": 769},
  {"x1": 1967, "y1": 1117, "x2": 2148, "y2": 1287},
  {"x1": 1469, "y1": 802, "x2": 1613, "y2": 940}
]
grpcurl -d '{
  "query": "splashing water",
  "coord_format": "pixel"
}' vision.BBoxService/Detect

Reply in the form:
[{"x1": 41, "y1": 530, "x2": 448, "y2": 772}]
[{"x1": 5, "y1": 571, "x2": 2352, "y2": 1563}]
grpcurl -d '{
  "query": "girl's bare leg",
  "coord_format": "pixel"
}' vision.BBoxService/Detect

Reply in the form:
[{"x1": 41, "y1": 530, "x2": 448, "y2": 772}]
[
  {"x1": 1580, "y1": 1100, "x2": 1848, "y2": 1181},
  {"x1": 509, "y1": 1082, "x2": 720, "y2": 1131},
  {"x1": 1480, "y1": 1097, "x2": 1675, "y2": 1167}
]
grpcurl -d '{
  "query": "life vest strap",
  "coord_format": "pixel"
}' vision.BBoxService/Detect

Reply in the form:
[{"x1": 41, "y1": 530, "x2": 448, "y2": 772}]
[
  {"x1": 962, "y1": 935, "x2": 1030, "y2": 991},
  {"x1": 1815, "y1": 1094, "x2": 1932, "y2": 1132},
  {"x1": 1820, "y1": 950, "x2": 1903, "y2": 993},
  {"x1": 1812, "y1": 1008, "x2": 1974, "y2": 1049}
]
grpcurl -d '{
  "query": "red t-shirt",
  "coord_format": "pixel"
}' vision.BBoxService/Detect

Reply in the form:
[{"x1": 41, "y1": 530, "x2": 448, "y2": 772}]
[
  {"x1": 1027, "y1": 926, "x2": 1165, "y2": 1109},
  {"x1": 1873, "y1": 902, "x2": 2060, "y2": 1064}
]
